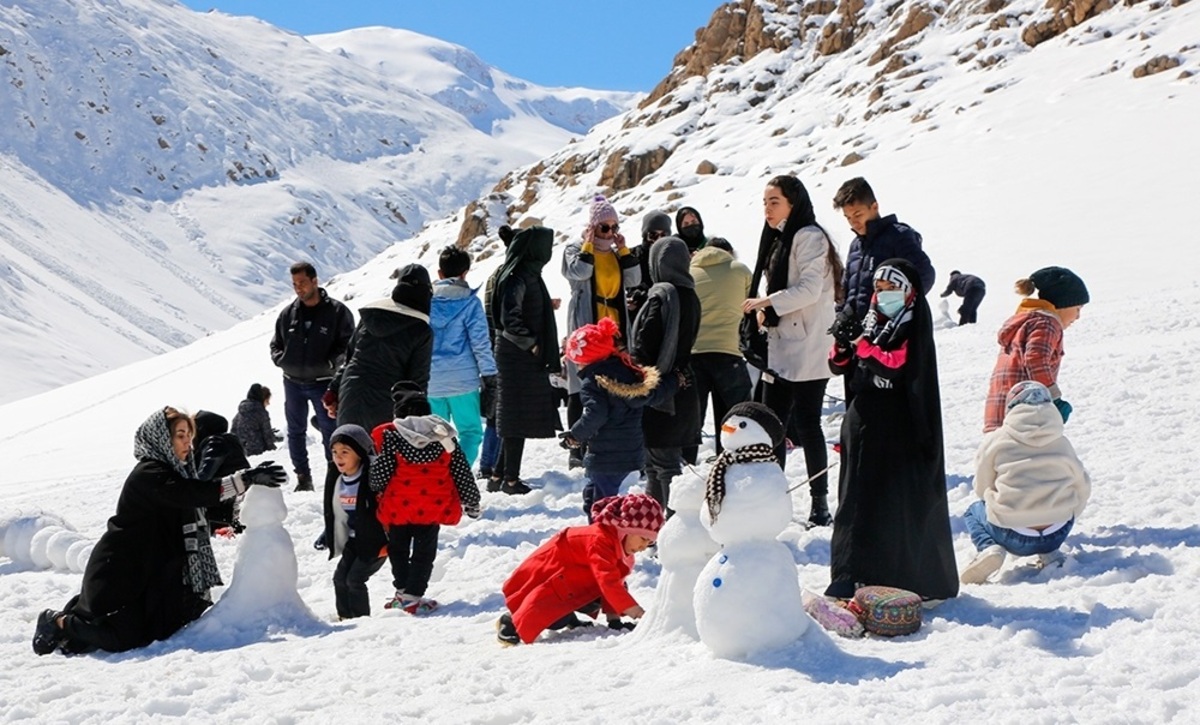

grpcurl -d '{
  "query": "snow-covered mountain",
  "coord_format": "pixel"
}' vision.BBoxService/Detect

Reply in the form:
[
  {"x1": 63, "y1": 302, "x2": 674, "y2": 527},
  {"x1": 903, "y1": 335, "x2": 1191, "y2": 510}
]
[
  {"x1": 1, "y1": 1, "x2": 1199, "y2": 720},
  {"x1": 0, "y1": 0, "x2": 633, "y2": 403}
]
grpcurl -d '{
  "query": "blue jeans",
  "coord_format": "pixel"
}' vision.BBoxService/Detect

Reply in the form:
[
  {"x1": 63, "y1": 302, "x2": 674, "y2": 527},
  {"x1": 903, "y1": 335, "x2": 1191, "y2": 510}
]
[
  {"x1": 964, "y1": 500, "x2": 1073, "y2": 556},
  {"x1": 283, "y1": 377, "x2": 337, "y2": 475},
  {"x1": 429, "y1": 391, "x2": 484, "y2": 468},
  {"x1": 479, "y1": 422, "x2": 500, "y2": 474},
  {"x1": 583, "y1": 470, "x2": 632, "y2": 521}
]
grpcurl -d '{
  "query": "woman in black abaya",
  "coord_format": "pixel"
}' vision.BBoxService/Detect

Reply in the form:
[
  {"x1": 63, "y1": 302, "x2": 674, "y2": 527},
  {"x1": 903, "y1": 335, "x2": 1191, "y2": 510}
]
[{"x1": 825, "y1": 258, "x2": 958, "y2": 602}]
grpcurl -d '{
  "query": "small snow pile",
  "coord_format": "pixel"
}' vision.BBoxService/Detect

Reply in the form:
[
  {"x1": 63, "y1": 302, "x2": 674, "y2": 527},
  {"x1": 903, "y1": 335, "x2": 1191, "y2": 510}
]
[
  {"x1": 183, "y1": 486, "x2": 324, "y2": 648},
  {"x1": 0, "y1": 511, "x2": 92, "y2": 573},
  {"x1": 635, "y1": 471, "x2": 719, "y2": 641}
]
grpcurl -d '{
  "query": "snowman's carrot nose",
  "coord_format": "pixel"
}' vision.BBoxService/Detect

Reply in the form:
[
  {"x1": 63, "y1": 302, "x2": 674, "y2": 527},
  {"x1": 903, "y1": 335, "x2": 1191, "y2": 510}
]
[{"x1": 720, "y1": 423, "x2": 737, "y2": 434}]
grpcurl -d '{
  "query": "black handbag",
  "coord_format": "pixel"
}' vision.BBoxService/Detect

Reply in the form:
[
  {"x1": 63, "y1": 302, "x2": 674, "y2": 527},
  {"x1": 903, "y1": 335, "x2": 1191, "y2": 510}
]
[{"x1": 739, "y1": 311, "x2": 770, "y2": 372}]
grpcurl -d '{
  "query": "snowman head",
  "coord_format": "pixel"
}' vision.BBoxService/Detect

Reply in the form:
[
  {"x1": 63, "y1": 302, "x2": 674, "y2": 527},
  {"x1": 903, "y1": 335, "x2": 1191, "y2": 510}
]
[{"x1": 719, "y1": 402, "x2": 784, "y2": 453}]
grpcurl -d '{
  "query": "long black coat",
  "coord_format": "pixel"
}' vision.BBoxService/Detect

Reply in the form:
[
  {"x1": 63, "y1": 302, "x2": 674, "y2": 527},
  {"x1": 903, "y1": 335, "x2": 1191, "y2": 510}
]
[
  {"x1": 494, "y1": 268, "x2": 560, "y2": 439},
  {"x1": 333, "y1": 299, "x2": 433, "y2": 432},
  {"x1": 68, "y1": 460, "x2": 225, "y2": 652},
  {"x1": 827, "y1": 258, "x2": 958, "y2": 601},
  {"x1": 630, "y1": 239, "x2": 701, "y2": 450}
]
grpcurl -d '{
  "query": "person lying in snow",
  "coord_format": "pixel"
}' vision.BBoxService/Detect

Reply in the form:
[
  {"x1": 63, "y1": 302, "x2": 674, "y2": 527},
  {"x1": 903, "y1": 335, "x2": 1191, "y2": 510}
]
[
  {"x1": 961, "y1": 380, "x2": 1091, "y2": 583},
  {"x1": 496, "y1": 493, "x2": 664, "y2": 645}
]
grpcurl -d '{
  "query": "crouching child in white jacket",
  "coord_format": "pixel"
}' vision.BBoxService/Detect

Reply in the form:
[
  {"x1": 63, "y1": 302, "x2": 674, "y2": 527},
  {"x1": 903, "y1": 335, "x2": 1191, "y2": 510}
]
[{"x1": 961, "y1": 380, "x2": 1091, "y2": 583}]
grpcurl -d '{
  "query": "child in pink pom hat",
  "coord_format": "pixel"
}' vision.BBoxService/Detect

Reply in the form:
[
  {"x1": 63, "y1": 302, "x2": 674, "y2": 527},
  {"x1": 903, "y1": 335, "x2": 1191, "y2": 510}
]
[{"x1": 496, "y1": 493, "x2": 664, "y2": 645}]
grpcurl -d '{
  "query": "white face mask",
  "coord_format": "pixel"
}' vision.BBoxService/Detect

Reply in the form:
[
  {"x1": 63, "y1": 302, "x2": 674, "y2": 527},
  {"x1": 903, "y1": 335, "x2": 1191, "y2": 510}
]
[{"x1": 875, "y1": 290, "x2": 908, "y2": 318}]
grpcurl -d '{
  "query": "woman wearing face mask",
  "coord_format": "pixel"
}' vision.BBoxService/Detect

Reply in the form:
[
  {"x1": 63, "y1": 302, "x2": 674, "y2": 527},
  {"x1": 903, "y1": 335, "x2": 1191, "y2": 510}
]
[
  {"x1": 742, "y1": 175, "x2": 843, "y2": 527},
  {"x1": 824, "y1": 259, "x2": 958, "y2": 602}
]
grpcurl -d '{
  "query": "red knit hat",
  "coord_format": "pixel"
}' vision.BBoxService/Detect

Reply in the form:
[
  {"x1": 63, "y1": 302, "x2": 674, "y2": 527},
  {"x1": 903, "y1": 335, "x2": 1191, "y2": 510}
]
[
  {"x1": 564, "y1": 317, "x2": 620, "y2": 367},
  {"x1": 591, "y1": 493, "x2": 665, "y2": 542}
]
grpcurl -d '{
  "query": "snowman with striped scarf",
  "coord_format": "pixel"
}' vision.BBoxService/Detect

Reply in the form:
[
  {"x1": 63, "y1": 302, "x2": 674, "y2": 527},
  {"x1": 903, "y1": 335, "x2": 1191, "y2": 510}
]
[{"x1": 693, "y1": 402, "x2": 809, "y2": 658}]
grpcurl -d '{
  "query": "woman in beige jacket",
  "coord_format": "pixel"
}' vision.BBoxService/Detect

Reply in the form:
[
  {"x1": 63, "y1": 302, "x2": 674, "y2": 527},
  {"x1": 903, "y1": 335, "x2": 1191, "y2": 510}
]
[{"x1": 743, "y1": 175, "x2": 843, "y2": 527}]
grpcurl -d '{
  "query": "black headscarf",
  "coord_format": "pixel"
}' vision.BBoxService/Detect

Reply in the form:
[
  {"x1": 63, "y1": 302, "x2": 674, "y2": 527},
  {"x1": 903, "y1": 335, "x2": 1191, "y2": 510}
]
[
  {"x1": 753, "y1": 176, "x2": 824, "y2": 327},
  {"x1": 493, "y1": 226, "x2": 560, "y2": 371}
]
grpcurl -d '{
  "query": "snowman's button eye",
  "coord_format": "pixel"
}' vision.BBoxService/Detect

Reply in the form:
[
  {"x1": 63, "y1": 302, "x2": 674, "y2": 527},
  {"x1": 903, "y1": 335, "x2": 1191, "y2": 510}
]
[{"x1": 738, "y1": 421, "x2": 747, "y2": 429}]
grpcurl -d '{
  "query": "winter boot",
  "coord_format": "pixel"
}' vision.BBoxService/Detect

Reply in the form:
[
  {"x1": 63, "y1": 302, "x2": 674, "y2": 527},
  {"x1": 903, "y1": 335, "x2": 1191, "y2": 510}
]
[
  {"x1": 806, "y1": 495, "x2": 832, "y2": 528},
  {"x1": 486, "y1": 475, "x2": 503, "y2": 493},
  {"x1": 501, "y1": 479, "x2": 532, "y2": 495},
  {"x1": 293, "y1": 472, "x2": 314, "y2": 492},
  {"x1": 961, "y1": 544, "x2": 1007, "y2": 584},
  {"x1": 32, "y1": 609, "x2": 66, "y2": 656},
  {"x1": 496, "y1": 613, "x2": 520, "y2": 646}
]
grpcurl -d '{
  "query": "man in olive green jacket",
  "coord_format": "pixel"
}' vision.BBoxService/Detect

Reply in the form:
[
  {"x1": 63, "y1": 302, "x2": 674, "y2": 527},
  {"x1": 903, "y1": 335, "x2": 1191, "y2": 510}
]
[{"x1": 687, "y1": 239, "x2": 752, "y2": 457}]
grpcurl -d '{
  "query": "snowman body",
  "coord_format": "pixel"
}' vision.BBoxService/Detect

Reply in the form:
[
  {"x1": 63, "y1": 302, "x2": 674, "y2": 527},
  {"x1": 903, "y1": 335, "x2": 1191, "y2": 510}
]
[
  {"x1": 693, "y1": 415, "x2": 808, "y2": 658},
  {"x1": 636, "y1": 471, "x2": 719, "y2": 640}
]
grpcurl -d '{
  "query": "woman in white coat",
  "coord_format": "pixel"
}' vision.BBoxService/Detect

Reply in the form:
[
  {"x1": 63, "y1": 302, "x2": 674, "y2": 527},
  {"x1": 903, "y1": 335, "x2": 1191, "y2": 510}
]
[{"x1": 743, "y1": 175, "x2": 843, "y2": 526}]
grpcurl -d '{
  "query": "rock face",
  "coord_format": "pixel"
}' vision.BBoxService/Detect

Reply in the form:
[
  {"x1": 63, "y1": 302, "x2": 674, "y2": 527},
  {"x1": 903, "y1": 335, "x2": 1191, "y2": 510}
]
[
  {"x1": 642, "y1": 0, "x2": 794, "y2": 108},
  {"x1": 1132, "y1": 54, "x2": 1181, "y2": 77},
  {"x1": 598, "y1": 146, "x2": 674, "y2": 193},
  {"x1": 1021, "y1": 0, "x2": 1117, "y2": 47}
]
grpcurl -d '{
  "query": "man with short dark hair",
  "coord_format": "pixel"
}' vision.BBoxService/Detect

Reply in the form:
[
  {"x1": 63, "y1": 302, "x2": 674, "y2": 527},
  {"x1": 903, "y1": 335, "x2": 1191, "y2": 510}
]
[
  {"x1": 832, "y1": 177, "x2": 936, "y2": 323},
  {"x1": 270, "y1": 262, "x2": 354, "y2": 491}
]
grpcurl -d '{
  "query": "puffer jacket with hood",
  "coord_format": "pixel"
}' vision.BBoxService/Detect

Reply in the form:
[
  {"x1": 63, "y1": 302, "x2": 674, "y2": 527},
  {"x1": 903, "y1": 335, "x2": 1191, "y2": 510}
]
[
  {"x1": 428, "y1": 278, "x2": 497, "y2": 399},
  {"x1": 974, "y1": 398, "x2": 1090, "y2": 529},
  {"x1": 571, "y1": 358, "x2": 677, "y2": 474},
  {"x1": 332, "y1": 300, "x2": 433, "y2": 432},
  {"x1": 369, "y1": 414, "x2": 481, "y2": 526}
]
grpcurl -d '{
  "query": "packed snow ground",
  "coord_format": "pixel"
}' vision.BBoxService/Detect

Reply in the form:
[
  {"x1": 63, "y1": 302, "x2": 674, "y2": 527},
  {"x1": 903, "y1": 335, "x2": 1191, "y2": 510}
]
[{"x1": 2, "y1": 2, "x2": 1200, "y2": 722}]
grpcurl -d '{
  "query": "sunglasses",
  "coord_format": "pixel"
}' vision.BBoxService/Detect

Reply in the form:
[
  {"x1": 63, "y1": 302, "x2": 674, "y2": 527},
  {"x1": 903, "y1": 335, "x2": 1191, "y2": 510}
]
[
  {"x1": 646, "y1": 230, "x2": 668, "y2": 241},
  {"x1": 596, "y1": 223, "x2": 619, "y2": 234}
]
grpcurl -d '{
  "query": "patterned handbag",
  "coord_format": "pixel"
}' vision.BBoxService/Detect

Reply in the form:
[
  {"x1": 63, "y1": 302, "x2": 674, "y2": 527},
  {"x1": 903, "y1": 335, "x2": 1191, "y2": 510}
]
[{"x1": 847, "y1": 586, "x2": 923, "y2": 637}]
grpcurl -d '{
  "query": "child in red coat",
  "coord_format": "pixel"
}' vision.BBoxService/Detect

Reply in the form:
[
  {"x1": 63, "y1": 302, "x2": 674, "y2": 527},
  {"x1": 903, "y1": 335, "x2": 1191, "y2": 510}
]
[
  {"x1": 497, "y1": 493, "x2": 664, "y2": 645},
  {"x1": 370, "y1": 381, "x2": 481, "y2": 615}
]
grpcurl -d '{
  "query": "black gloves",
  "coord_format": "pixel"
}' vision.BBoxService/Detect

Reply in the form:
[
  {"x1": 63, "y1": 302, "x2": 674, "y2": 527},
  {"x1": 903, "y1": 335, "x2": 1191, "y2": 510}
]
[
  {"x1": 827, "y1": 308, "x2": 864, "y2": 346},
  {"x1": 241, "y1": 461, "x2": 287, "y2": 488},
  {"x1": 480, "y1": 375, "x2": 498, "y2": 419}
]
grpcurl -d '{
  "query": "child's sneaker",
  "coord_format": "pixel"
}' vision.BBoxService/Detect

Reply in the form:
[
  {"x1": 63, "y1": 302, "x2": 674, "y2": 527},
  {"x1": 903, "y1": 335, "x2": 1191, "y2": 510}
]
[
  {"x1": 399, "y1": 595, "x2": 439, "y2": 616},
  {"x1": 486, "y1": 476, "x2": 502, "y2": 493},
  {"x1": 960, "y1": 544, "x2": 1007, "y2": 584},
  {"x1": 501, "y1": 479, "x2": 532, "y2": 495},
  {"x1": 32, "y1": 609, "x2": 66, "y2": 655},
  {"x1": 496, "y1": 613, "x2": 520, "y2": 646},
  {"x1": 383, "y1": 591, "x2": 407, "y2": 610}
]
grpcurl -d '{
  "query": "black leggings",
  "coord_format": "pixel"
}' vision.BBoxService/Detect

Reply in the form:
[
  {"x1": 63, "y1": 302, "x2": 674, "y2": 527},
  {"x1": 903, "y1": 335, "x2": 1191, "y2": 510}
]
[
  {"x1": 762, "y1": 377, "x2": 830, "y2": 496},
  {"x1": 387, "y1": 523, "x2": 440, "y2": 597},
  {"x1": 501, "y1": 437, "x2": 526, "y2": 480}
]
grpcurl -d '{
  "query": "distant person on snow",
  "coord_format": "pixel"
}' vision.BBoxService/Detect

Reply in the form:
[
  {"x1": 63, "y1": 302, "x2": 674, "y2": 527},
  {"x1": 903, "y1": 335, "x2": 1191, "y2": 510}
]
[
  {"x1": 940, "y1": 270, "x2": 987, "y2": 325},
  {"x1": 960, "y1": 381, "x2": 1091, "y2": 583},
  {"x1": 230, "y1": 383, "x2": 279, "y2": 457},
  {"x1": 496, "y1": 493, "x2": 664, "y2": 645},
  {"x1": 33, "y1": 407, "x2": 285, "y2": 655},
  {"x1": 270, "y1": 261, "x2": 354, "y2": 492},
  {"x1": 982, "y1": 266, "x2": 1089, "y2": 433},
  {"x1": 370, "y1": 382, "x2": 481, "y2": 616},
  {"x1": 428, "y1": 246, "x2": 497, "y2": 469}
]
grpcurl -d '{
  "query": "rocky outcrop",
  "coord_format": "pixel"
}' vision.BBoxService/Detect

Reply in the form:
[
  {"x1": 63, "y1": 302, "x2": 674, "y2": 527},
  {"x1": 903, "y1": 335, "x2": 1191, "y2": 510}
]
[
  {"x1": 642, "y1": 0, "x2": 794, "y2": 108},
  {"x1": 1021, "y1": 0, "x2": 1116, "y2": 48},
  {"x1": 455, "y1": 199, "x2": 487, "y2": 249},
  {"x1": 598, "y1": 146, "x2": 674, "y2": 193},
  {"x1": 1132, "y1": 54, "x2": 1181, "y2": 77}
]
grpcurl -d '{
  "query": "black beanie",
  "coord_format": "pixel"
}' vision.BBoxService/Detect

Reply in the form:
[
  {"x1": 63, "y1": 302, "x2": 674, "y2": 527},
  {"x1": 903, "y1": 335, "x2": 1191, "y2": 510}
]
[
  {"x1": 330, "y1": 423, "x2": 374, "y2": 461},
  {"x1": 193, "y1": 410, "x2": 229, "y2": 442},
  {"x1": 391, "y1": 380, "x2": 431, "y2": 418},
  {"x1": 391, "y1": 263, "x2": 432, "y2": 315},
  {"x1": 1030, "y1": 266, "x2": 1089, "y2": 309},
  {"x1": 722, "y1": 402, "x2": 784, "y2": 448},
  {"x1": 641, "y1": 210, "x2": 672, "y2": 238},
  {"x1": 498, "y1": 225, "x2": 515, "y2": 247}
]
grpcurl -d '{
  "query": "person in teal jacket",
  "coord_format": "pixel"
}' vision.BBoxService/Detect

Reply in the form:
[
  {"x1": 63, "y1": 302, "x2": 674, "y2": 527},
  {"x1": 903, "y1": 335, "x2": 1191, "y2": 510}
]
[{"x1": 428, "y1": 246, "x2": 498, "y2": 467}]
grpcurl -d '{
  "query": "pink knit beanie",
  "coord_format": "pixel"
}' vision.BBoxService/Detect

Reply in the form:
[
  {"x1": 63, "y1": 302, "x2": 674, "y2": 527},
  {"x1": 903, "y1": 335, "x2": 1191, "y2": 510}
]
[{"x1": 591, "y1": 493, "x2": 665, "y2": 542}]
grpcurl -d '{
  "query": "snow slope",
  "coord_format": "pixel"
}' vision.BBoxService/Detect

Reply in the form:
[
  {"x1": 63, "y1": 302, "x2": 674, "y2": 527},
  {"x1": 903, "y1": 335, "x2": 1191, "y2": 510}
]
[
  {"x1": 1, "y1": 0, "x2": 1199, "y2": 721},
  {"x1": 0, "y1": 0, "x2": 632, "y2": 403}
]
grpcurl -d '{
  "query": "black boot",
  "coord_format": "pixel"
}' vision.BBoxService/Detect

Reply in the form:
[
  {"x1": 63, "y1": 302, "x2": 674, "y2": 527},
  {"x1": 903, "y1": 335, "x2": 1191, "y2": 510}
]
[
  {"x1": 806, "y1": 495, "x2": 832, "y2": 528},
  {"x1": 293, "y1": 472, "x2": 314, "y2": 492}
]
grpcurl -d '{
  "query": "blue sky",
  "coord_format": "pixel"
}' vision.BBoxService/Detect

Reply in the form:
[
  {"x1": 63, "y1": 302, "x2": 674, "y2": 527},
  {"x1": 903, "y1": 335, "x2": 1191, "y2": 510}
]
[{"x1": 178, "y1": 1, "x2": 719, "y2": 91}]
